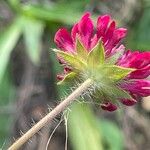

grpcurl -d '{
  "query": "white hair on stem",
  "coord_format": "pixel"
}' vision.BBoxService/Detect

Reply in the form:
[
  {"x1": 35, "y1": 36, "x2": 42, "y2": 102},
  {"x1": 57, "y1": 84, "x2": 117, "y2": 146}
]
[{"x1": 46, "y1": 116, "x2": 64, "y2": 150}]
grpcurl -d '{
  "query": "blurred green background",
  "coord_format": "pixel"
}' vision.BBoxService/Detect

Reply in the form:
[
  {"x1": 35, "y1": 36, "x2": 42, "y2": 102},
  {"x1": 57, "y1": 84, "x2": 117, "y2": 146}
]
[{"x1": 0, "y1": 0, "x2": 150, "y2": 150}]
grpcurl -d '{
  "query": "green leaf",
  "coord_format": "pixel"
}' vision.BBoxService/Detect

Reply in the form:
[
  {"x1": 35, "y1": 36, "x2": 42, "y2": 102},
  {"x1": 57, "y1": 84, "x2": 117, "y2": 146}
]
[
  {"x1": 69, "y1": 103, "x2": 103, "y2": 150},
  {"x1": 127, "y1": 7, "x2": 150, "y2": 50},
  {"x1": 102, "y1": 65, "x2": 135, "y2": 81},
  {"x1": 87, "y1": 41, "x2": 105, "y2": 67},
  {"x1": 99, "y1": 120, "x2": 124, "y2": 150},
  {"x1": 57, "y1": 72, "x2": 77, "y2": 85},
  {"x1": 8, "y1": 0, "x2": 21, "y2": 10},
  {"x1": 53, "y1": 49, "x2": 86, "y2": 71},
  {"x1": 22, "y1": 4, "x2": 82, "y2": 25},
  {"x1": 0, "y1": 17, "x2": 23, "y2": 82},
  {"x1": 23, "y1": 17, "x2": 44, "y2": 64},
  {"x1": 75, "y1": 38, "x2": 88, "y2": 61}
]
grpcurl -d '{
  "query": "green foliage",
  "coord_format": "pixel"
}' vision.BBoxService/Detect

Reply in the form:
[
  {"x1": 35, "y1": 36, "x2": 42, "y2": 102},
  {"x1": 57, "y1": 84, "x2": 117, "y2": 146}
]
[
  {"x1": 0, "y1": 0, "x2": 85, "y2": 83},
  {"x1": 21, "y1": 4, "x2": 82, "y2": 25},
  {"x1": 99, "y1": 120, "x2": 124, "y2": 150},
  {"x1": 0, "y1": 116, "x2": 11, "y2": 147},
  {"x1": 127, "y1": 2, "x2": 150, "y2": 51},
  {"x1": 23, "y1": 17, "x2": 44, "y2": 64},
  {"x1": 0, "y1": 17, "x2": 23, "y2": 82},
  {"x1": 68, "y1": 103, "x2": 124, "y2": 150},
  {"x1": 0, "y1": 70, "x2": 15, "y2": 148},
  {"x1": 69, "y1": 103, "x2": 103, "y2": 150}
]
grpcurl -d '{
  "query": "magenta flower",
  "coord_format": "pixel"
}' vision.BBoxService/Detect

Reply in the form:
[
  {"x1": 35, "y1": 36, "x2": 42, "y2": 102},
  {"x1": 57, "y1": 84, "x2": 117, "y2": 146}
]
[{"x1": 54, "y1": 12, "x2": 150, "y2": 112}]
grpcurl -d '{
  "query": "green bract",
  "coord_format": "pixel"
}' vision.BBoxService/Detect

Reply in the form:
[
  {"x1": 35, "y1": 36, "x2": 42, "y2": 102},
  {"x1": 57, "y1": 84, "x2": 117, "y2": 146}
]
[{"x1": 53, "y1": 40, "x2": 135, "y2": 102}]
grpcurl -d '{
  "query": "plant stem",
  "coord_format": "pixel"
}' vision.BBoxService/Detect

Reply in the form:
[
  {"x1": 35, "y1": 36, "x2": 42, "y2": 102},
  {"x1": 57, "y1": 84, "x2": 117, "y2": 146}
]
[{"x1": 8, "y1": 78, "x2": 93, "y2": 150}]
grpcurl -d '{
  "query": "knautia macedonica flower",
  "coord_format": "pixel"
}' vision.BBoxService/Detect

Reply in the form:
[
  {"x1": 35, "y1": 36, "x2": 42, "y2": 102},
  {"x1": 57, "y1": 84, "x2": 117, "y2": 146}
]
[{"x1": 54, "y1": 12, "x2": 150, "y2": 111}]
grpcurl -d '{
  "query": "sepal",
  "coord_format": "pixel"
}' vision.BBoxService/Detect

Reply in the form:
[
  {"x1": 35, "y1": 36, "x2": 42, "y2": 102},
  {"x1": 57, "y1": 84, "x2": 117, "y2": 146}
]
[
  {"x1": 53, "y1": 49, "x2": 86, "y2": 71},
  {"x1": 87, "y1": 41, "x2": 105, "y2": 67},
  {"x1": 75, "y1": 38, "x2": 88, "y2": 61},
  {"x1": 57, "y1": 72, "x2": 77, "y2": 85}
]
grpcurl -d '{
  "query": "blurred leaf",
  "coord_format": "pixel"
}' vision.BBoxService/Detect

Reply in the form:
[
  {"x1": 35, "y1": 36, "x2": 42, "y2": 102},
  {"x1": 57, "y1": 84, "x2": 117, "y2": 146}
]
[
  {"x1": 8, "y1": 0, "x2": 21, "y2": 12},
  {"x1": 99, "y1": 120, "x2": 124, "y2": 150},
  {"x1": 128, "y1": 6, "x2": 150, "y2": 51},
  {"x1": 8, "y1": 0, "x2": 20, "y2": 5},
  {"x1": 0, "y1": 70, "x2": 14, "y2": 147},
  {"x1": 0, "y1": 17, "x2": 22, "y2": 82},
  {"x1": 0, "y1": 116, "x2": 10, "y2": 147},
  {"x1": 22, "y1": 4, "x2": 83, "y2": 25},
  {"x1": 0, "y1": 69, "x2": 14, "y2": 105},
  {"x1": 23, "y1": 17, "x2": 44, "y2": 64},
  {"x1": 69, "y1": 103, "x2": 103, "y2": 150}
]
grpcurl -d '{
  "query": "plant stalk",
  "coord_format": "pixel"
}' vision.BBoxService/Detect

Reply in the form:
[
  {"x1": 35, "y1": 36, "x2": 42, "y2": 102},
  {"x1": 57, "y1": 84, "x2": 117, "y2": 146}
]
[{"x1": 8, "y1": 78, "x2": 93, "y2": 150}]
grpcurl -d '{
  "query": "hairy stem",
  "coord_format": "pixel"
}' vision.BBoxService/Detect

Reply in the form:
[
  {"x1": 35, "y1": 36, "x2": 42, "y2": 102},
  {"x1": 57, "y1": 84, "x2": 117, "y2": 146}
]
[{"x1": 8, "y1": 78, "x2": 93, "y2": 150}]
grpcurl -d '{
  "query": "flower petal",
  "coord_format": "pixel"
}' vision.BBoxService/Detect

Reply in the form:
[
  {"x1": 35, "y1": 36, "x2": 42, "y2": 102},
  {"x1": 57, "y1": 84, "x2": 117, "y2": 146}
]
[
  {"x1": 105, "y1": 28, "x2": 127, "y2": 54},
  {"x1": 128, "y1": 65, "x2": 150, "y2": 79},
  {"x1": 97, "y1": 15, "x2": 110, "y2": 39},
  {"x1": 105, "y1": 21, "x2": 116, "y2": 42},
  {"x1": 118, "y1": 51, "x2": 150, "y2": 69},
  {"x1": 64, "y1": 66, "x2": 72, "y2": 74},
  {"x1": 129, "y1": 52, "x2": 150, "y2": 69},
  {"x1": 90, "y1": 34, "x2": 98, "y2": 49},
  {"x1": 78, "y1": 12, "x2": 94, "y2": 50},
  {"x1": 121, "y1": 80, "x2": 150, "y2": 97},
  {"x1": 57, "y1": 56, "x2": 66, "y2": 64},
  {"x1": 54, "y1": 28, "x2": 74, "y2": 52},
  {"x1": 100, "y1": 102, "x2": 117, "y2": 111},
  {"x1": 71, "y1": 23, "x2": 79, "y2": 41},
  {"x1": 57, "y1": 74, "x2": 64, "y2": 80},
  {"x1": 121, "y1": 98, "x2": 137, "y2": 106}
]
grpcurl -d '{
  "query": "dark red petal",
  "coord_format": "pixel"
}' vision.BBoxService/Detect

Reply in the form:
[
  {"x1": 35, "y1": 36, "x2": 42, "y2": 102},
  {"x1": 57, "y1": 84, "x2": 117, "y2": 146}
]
[
  {"x1": 57, "y1": 56, "x2": 66, "y2": 64},
  {"x1": 118, "y1": 51, "x2": 150, "y2": 69},
  {"x1": 117, "y1": 50, "x2": 138, "y2": 66},
  {"x1": 100, "y1": 102, "x2": 117, "y2": 112},
  {"x1": 105, "y1": 28, "x2": 127, "y2": 51},
  {"x1": 78, "y1": 12, "x2": 94, "y2": 50},
  {"x1": 71, "y1": 23, "x2": 79, "y2": 41},
  {"x1": 97, "y1": 15, "x2": 110, "y2": 38},
  {"x1": 129, "y1": 52, "x2": 150, "y2": 69},
  {"x1": 104, "y1": 21, "x2": 116, "y2": 42},
  {"x1": 121, "y1": 80, "x2": 150, "y2": 97},
  {"x1": 90, "y1": 34, "x2": 98, "y2": 49},
  {"x1": 64, "y1": 66, "x2": 72, "y2": 74},
  {"x1": 54, "y1": 28, "x2": 74, "y2": 52},
  {"x1": 121, "y1": 98, "x2": 137, "y2": 106},
  {"x1": 56, "y1": 74, "x2": 64, "y2": 80},
  {"x1": 107, "y1": 44, "x2": 125, "y2": 58},
  {"x1": 128, "y1": 65, "x2": 150, "y2": 79}
]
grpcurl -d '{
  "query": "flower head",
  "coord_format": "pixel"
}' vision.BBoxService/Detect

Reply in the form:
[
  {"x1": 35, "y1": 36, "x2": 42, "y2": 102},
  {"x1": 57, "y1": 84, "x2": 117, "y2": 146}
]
[{"x1": 54, "y1": 12, "x2": 150, "y2": 111}]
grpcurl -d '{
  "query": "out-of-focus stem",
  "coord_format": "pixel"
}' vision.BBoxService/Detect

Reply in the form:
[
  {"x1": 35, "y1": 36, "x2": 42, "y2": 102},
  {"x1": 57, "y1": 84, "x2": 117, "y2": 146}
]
[{"x1": 8, "y1": 78, "x2": 93, "y2": 150}]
